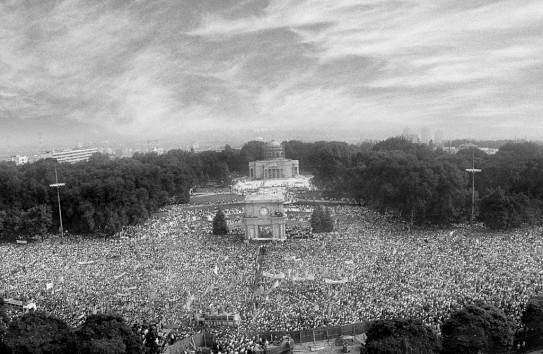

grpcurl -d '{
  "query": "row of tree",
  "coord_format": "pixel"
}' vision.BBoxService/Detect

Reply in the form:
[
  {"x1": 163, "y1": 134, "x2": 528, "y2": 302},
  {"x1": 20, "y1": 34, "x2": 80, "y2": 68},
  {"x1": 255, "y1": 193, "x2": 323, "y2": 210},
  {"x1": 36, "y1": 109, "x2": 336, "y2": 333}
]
[
  {"x1": 365, "y1": 296, "x2": 543, "y2": 354},
  {"x1": 0, "y1": 302, "x2": 145, "y2": 354},
  {"x1": 305, "y1": 138, "x2": 543, "y2": 228},
  {"x1": 0, "y1": 149, "x2": 214, "y2": 240},
  {"x1": 1, "y1": 138, "x2": 542, "y2": 241}
]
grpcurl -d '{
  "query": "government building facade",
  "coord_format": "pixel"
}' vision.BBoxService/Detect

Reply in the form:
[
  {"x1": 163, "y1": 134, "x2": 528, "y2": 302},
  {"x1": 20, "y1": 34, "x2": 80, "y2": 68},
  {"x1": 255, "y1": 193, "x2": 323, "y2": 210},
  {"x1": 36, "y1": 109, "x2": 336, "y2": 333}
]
[
  {"x1": 248, "y1": 141, "x2": 299, "y2": 180},
  {"x1": 243, "y1": 194, "x2": 286, "y2": 241}
]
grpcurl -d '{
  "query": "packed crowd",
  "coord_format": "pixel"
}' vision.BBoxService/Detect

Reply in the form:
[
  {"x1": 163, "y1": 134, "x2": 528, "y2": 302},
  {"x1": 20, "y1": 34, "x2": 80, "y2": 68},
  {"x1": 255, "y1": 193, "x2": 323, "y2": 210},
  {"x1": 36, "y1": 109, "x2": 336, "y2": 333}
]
[
  {"x1": 2, "y1": 202, "x2": 543, "y2": 346},
  {"x1": 285, "y1": 225, "x2": 313, "y2": 238},
  {"x1": 231, "y1": 177, "x2": 315, "y2": 196}
]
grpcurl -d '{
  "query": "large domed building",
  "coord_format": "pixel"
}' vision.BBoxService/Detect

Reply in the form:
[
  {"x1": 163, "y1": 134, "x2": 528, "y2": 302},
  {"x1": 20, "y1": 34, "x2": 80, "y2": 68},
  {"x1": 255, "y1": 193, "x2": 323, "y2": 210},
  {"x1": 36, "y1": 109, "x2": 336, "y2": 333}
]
[{"x1": 248, "y1": 140, "x2": 299, "y2": 180}]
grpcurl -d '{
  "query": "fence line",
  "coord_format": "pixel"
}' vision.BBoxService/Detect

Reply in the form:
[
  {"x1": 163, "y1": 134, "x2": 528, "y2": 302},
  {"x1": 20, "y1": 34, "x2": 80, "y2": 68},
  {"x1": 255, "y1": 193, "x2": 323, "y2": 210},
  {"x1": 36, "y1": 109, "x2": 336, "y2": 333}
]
[
  {"x1": 163, "y1": 322, "x2": 368, "y2": 354},
  {"x1": 246, "y1": 322, "x2": 368, "y2": 344}
]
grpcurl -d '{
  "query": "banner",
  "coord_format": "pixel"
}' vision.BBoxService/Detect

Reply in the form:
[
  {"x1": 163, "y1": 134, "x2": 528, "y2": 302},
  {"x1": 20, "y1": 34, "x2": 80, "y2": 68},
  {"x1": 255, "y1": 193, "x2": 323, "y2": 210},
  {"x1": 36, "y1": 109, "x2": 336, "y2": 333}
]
[
  {"x1": 123, "y1": 286, "x2": 137, "y2": 292},
  {"x1": 284, "y1": 256, "x2": 301, "y2": 262},
  {"x1": 292, "y1": 275, "x2": 315, "y2": 282},
  {"x1": 16, "y1": 239, "x2": 28, "y2": 244},
  {"x1": 184, "y1": 294, "x2": 195, "y2": 310},
  {"x1": 266, "y1": 280, "x2": 281, "y2": 294},
  {"x1": 23, "y1": 303, "x2": 37, "y2": 311},
  {"x1": 114, "y1": 272, "x2": 126, "y2": 280},
  {"x1": 116, "y1": 293, "x2": 131, "y2": 297},
  {"x1": 78, "y1": 261, "x2": 95, "y2": 265},
  {"x1": 5, "y1": 298, "x2": 24, "y2": 307},
  {"x1": 324, "y1": 278, "x2": 349, "y2": 285},
  {"x1": 262, "y1": 271, "x2": 285, "y2": 279}
]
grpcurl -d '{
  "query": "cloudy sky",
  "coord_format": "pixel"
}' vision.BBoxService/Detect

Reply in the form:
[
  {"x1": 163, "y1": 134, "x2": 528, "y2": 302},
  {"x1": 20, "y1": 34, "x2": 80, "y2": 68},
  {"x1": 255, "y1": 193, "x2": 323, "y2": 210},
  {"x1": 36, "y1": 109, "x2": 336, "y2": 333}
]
[{"x1": 1, "y1": 0, "x2": 542, "y2": 145}]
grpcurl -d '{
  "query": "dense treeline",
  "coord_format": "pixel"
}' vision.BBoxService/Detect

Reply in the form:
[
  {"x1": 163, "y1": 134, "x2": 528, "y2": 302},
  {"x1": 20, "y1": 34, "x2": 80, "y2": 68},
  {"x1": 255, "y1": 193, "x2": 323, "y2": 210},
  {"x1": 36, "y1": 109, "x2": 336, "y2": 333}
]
[
  {"x1": 0, "y1": 151, "x2": 204, "y2": 240},
  {"x1": 304, "y1": 138, "x2": 543, "y2": 227},
  {"x1": 0, "y1": 310, "x2": 144, "y2": 354},
  {"x1": 1, "y1": 138, "x2": 542, "y2": 241},
  {"x1": 0, "y1": 139, "x2": 366, "y2": 240}
]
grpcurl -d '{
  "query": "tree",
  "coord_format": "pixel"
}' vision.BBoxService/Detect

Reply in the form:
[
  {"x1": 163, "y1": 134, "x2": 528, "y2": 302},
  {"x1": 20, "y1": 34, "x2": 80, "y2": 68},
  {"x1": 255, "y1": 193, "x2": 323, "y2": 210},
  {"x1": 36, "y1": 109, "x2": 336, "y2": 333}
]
[
  {"x1": 212, "y1": 209, "x2": 228, "y2": 235},
  {"x1": 479, "y1": 188, "x2": 511, "y2": 229},
  {"x1": 21, "y1": 205, "x2": 53, "y2": 240},
  {"x1": 3, "y1": 311, "x2": 72, "y2": 354},
  {"x1": 365, "y1": 318, "x2": 441, "y2": 354},
  {"x1": 373, "y1": 137, "x2": 422, "y2": 154},
  {"x1": 479, "y1": 188, "x2": 536, "y2": 229},
  {"x1": 321, "y1": 207, "x2": 335, "y2": 232},
  {"x1": 0, "y1": 209, "x2": 23, "y2": 242},
  {"x1": 310, "y1": 206, "x2": 324, "y2": 233},
  {"x1": 72, "y1": 314, "x2": 142, "y2": 354},
  {"x1": 522, "y1": 296, "x2": 543, "y2": 343},
  {"x1": 240, "y1": 140, "x2": 266, "y2": 163},
  {"x1": 0, "y1": 297, "x2": 9, "y2": 348},
  {"x1": 441, "y1": 304, "x2": 515, "y2": 354}
]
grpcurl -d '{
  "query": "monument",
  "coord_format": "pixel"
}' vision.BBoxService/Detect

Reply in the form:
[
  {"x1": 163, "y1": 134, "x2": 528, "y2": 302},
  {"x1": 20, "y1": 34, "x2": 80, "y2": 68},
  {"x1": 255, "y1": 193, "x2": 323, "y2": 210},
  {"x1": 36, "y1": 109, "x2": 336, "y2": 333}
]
[
  {"x1": 243, "y1": 194, "x2": 286, "y2": 241},
  {"x1": 248, "y1": 140, "x2": 299, "y2": 180}
]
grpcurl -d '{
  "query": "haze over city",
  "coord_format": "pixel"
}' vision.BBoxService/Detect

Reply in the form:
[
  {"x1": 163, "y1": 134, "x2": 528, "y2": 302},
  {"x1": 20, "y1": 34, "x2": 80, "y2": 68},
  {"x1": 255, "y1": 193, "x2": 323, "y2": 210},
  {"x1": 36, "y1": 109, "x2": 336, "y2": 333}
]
[{"x1": 1, "y1": 0, "x2": 542, "y2": 147}]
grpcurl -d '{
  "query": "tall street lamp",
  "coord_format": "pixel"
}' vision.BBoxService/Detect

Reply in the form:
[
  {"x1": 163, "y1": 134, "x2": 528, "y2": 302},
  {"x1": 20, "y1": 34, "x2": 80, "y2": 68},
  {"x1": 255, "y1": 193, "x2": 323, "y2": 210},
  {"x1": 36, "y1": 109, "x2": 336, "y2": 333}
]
[
  {"x1": 49, "y1": 166, "x2": 65, "y2": 238},
  {"x1": 466, "y1": 153, "x2": 481, "y2": 223}
]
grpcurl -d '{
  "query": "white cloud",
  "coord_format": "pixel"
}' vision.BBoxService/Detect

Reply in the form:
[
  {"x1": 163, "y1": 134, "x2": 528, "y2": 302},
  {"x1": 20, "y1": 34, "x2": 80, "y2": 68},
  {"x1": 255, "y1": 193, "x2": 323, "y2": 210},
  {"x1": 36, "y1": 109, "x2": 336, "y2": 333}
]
[{"x1": 1, "y1": 0, "x2": 542, "y2": 141}]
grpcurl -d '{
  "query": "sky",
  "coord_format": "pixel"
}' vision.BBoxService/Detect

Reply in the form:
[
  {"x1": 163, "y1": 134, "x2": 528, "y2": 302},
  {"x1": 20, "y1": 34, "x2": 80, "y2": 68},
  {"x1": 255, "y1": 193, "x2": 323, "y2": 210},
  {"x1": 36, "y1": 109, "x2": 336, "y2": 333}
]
[{"x1": 0, "y1": 0, "x2": 542, "y2": 146}]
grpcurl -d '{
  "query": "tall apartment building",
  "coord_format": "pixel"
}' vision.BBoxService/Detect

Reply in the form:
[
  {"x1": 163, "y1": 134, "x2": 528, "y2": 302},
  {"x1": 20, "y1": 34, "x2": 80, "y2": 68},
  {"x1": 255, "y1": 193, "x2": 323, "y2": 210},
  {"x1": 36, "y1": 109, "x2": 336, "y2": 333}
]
[{"x1": 52, "y1": 148, "x2": 97, "y2": 164}]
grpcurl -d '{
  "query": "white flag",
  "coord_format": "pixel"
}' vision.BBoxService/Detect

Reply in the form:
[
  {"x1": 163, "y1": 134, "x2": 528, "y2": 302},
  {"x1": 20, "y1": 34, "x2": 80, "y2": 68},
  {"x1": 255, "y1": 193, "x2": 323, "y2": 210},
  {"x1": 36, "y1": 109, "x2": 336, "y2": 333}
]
[
  {"x1": 213, "y1": 264, "x2": 218, "y2": 275},
  {"x1": 46, "y1": 282, "x2": 53, "y2": 290}
]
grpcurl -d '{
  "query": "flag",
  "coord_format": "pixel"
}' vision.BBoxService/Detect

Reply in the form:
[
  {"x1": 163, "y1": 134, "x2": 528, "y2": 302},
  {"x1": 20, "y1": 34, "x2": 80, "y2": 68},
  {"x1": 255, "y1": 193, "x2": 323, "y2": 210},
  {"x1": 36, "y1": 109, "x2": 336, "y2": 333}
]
[
  {"x1": 46, "y1": 282, "x2": 53, "y2": 291},
  {"x1": 202, "y1": 284, "x2": 213, "y2": 296},
  {"x1": 449, "y1": 230, "x2": 455, "y2": 237},
  {"x1": 253, "y1": 285, "x2": 264, "y2": 297},
  {"x1": 392, "y1": 248, "x2": 397, "y2": 256},
  {"x1": 266, "y1": 280, "x2": 280, "y2": 294},
  {"x1": 184, "y1": 294, "x2": 195, "y2": 310},
  {"x1": 213, "y1": 264, "x2": 218, "y2": 275}
]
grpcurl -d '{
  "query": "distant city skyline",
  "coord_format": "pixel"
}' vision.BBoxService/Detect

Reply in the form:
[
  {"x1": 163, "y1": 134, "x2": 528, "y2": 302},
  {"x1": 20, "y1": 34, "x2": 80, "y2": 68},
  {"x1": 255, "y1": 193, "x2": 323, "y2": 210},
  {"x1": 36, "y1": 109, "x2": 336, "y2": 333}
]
[{"x1": 1, "y1": 0, "x2": 542, "y2": 144}]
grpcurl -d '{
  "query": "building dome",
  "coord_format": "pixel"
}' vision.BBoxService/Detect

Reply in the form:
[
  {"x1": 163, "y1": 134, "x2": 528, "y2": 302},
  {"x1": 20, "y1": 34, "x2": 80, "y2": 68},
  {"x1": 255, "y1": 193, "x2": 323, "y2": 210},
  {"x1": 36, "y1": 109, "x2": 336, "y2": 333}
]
[
  {"x1": 267, "y1": 140, "x2": 281, "y2": 148},
  {"x1": 263, "y1": 140, "x2": 285, "y2": 160}
]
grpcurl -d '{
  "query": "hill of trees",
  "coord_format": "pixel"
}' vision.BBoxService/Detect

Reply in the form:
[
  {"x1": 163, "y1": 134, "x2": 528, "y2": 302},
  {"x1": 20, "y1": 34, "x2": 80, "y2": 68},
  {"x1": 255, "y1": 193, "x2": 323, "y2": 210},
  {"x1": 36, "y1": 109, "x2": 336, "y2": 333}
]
[
  {"x1": 308, "y1": 138, "x2": 543, "y2": 228},
  {"x1": 1, "y1": 138, "x2": 542, "y2": 242}
]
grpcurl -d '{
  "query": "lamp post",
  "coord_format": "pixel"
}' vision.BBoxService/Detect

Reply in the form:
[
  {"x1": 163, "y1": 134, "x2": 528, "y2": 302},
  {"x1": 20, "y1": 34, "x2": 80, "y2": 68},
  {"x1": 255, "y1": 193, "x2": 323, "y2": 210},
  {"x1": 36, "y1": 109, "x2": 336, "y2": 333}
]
[
  {"x1": 49, "y1": 166, "x2": 65, "y2": 238},
  {"x1": 466, "y1": 153, "x2": 481, "y2": 223}
]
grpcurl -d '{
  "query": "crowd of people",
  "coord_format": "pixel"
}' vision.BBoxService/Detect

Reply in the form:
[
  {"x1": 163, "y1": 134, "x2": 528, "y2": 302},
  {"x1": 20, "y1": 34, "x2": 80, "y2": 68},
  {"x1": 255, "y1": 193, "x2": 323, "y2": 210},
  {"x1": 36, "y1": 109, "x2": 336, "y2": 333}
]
[{"x1": 2, "y1": 202, "x2": 543, "y2": 348}]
